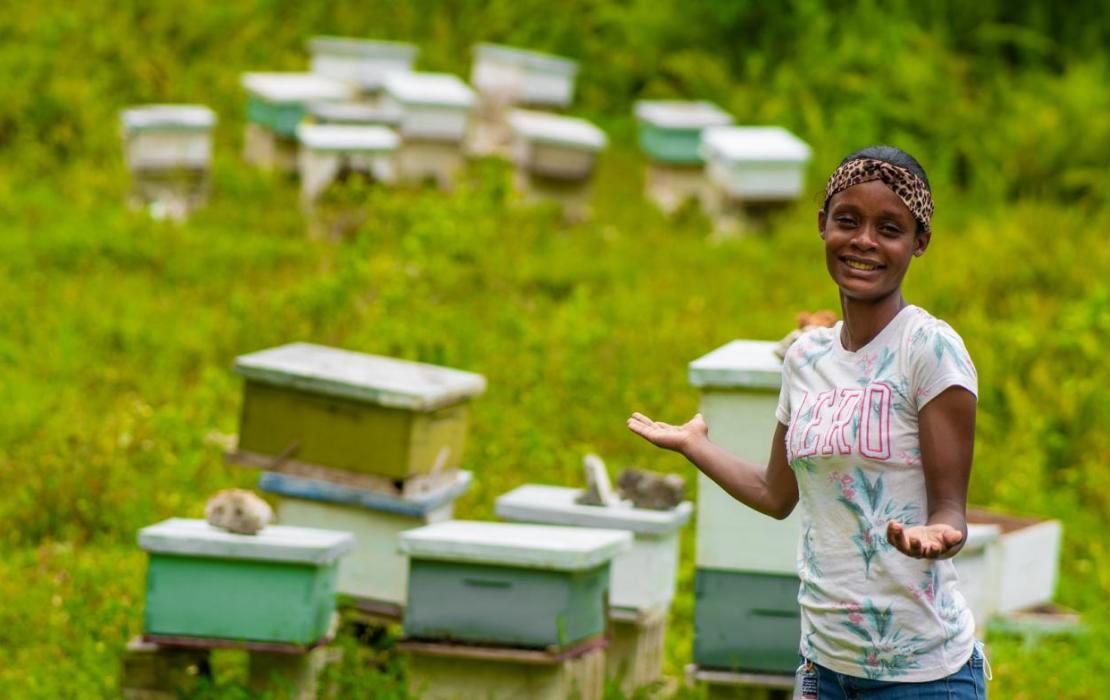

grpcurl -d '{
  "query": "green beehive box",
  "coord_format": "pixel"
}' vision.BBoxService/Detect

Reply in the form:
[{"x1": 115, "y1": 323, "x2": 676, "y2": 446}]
[
  {"x1": 400, "y1": 521, "x2": 631, "y2": 649},
  {"x1": 139, "y1": 518, "x2": 354, "y2": 646},
  {"x1": 233, "y1": 343, "x2": 487, "y2": 481},
  {"x1": 242, "y1": 73, "x2": 355, "y2": 138},
  {"x1": 634, "y1": 100, "x2": 733, "y2": 165},
  {"x1": 693, "y1": 568, "x2": 801, "y2": 674}
]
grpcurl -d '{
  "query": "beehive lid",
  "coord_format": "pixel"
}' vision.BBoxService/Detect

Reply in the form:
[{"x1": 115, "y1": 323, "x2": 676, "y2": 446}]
[
  {"x1": 963, "y1": 523, "x2": 1002, "y2": 552},
  {"x1": 633, "y1": 100, "x2": 733, "y2": 130},
  {"x1": 241, "y1": 72, "x2": 355, "y2": 103},
  {"x1": 308, "y1": 101, "x2": 403, "y2": 125},
  {"x1": 700, "y1": 126, "x2": 812, "y2": 164},
  {"x1": 233, "y1": 342, "x2": 487, "y2": 411},
  {"x1": 399, "y1": 520, "x2": 632, "y2": 571},
  {"x1": 296, "y1": 124, "x2": 400, "y2": 152},
  {"x1": 473, "y1": 43, "x2": 579, "y2": 75},
  {"x1": 382, "y1": 73, "x2": 476, "y2": 108},
  {"x1": 139, "y1": 518, "x2": 354, "y2": 564},
  {"x1": 495, "y1": 484, "x2": 693, "y2": 536},
  {"x1": 307, "y1": 36, "x2": 419, "y2": 60},
  {"x1": 259, "y1": 470, "x2": 473, "y2": 517},
  {"x1": 120, "y1": 105, "x2": 216, "y2": 132},
  {"x1": 688, "y1": 340, "x2": 783, "y2": 390},
  {"x1": 508, "y1": 110, "x2": 607, "y2": 151}
]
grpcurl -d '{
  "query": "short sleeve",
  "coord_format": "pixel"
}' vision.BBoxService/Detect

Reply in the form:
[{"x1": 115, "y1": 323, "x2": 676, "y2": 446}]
[
  {"x1": 910, "y1": 319, "x2": 978, "y2": 411},
  {"x1": 775, "y1": 351, "x2": 794, "y2": 425}
]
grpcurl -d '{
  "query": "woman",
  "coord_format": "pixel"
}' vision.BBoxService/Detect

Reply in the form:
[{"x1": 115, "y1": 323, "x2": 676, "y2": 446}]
[{"x1": 628, "y1": 146, "x2": 989, "y2": 698}]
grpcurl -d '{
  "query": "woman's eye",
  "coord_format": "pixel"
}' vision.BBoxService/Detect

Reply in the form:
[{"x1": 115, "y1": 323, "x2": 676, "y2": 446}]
[{"x1": 835, "y1": 216, "x2": 856, "y2": 226}]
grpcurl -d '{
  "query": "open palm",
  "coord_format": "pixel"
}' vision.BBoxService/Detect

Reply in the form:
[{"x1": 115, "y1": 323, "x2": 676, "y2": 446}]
[
  {"x1": 887, "y1": 521, "x2": 964, "y2": 559},
  {"x1": 627, "y1": 412, "x2": 708, "y2": 453}
]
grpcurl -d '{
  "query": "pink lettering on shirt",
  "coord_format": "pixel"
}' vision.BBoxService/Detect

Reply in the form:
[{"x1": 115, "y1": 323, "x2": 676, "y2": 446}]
[
  {"x1": 821, "y1": 388, "x2": 864, "y2": 455},
  {"x1": 796, "y1": 390, "x2": 836, "y2": 458},
  {"x1": 860, "y1": 383, "x2": 893, "y2": 460}
]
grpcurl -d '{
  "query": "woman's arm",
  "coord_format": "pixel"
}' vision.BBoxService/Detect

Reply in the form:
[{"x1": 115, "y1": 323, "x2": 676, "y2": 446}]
[
  {"x1": 627, "y1": 413, "x2": 798, "y2": 519},
  {"x1": 886, "y1": 385, "x2": 977, "y2": 559}
]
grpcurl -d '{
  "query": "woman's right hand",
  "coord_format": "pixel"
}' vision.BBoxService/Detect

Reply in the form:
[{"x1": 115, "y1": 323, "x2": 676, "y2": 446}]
[{"x1": 627, "y1": 412, "x2": 709, "y2": 455}]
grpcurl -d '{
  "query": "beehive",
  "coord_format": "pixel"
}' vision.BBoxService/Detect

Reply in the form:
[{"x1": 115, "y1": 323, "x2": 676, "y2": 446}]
[
  {"x1": 967, "y1": 508, "x2": 1064, "y2": 615},
  {"x1": 119, "y1": 105, "x2": 216, "y2": 220},
  {"x1": 471, "y1": 43, "x2": 579, "y2": 108},
  {"x1": 232, "y1": 343, "x2": 485, "y2": 482},
  {"x1": 952, "y1": 523, "x2": 1002, "y2": 629},
  {"x1": 139, "y1": 519, "x2": 353, "y2": 646},
  {"x1": 307, "y1": 101, "x2": 403, "y2": 128},
  {"x1": 381, "y1": 72, "x2": 475, "y2": 142},
  {"x1": 634, "y1": 100, "x2": 732, "y2": 165},
  {"x1": 700, "y1": 126, "x2": 812, "y2": 202},
  {"x1": 307, "y1": 37, "x2": 418, "y2": 94},
  {"x1": 241, "y1": 72, "x2": 355, "y2": 171},
  {"x1": 259, "y1": 469, "x2": 472, "y2": 612},
  {"x1": 508, "y1": 110, "x2": 607, "y2": 181},
  {"x1": 296, "y1": 123, "x2": 399, "y2": 204},
  {"x1": 688, "y1": 340, "x2": 801, "y2": 673},
  {"x1": 495, "y1": 484, "x2": 692, "y2": 614},
  {"x1": 400, "y1": 521, "x2": 631, "y2": 649}
]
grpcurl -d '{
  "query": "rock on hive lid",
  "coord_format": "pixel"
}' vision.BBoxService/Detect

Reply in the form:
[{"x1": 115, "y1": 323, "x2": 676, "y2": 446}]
[
  {"x1": 398, "y1": 520, "x2": 632, "y2": 571},
  {"x1": 382, "y1": 72, "x2": 476, "y2": 108},
  {"x1": 139, "y1": 518, "x2": 354, "y2": 564},
  {"x1": 633, "y1": 100, "x2": 733, "y2": 130},
  {"x1": 233, "y1": 342, "x2": 487, "y2": 411},
  {"x1": 259, "y1": 470, "x2": 473, "y2": 517},
  {"x1": 120, "y1": 105, "x2": 216, "y2": 132},
  {"x1": 307, "y1": 36, "x2": 419, "y2": 60},
  {"x1": 296, "y1": 124, "x2": 399, "y2": 152},
  {"x1": 473, "y1": 43, "x2": 579, "y2": 75},
  {"x1": 508, "y1": 110, "x2": 607, "y2": 151},
  {"x1": 700, "y1": 126, "x2": 812, "y2": 164},
  {"x1": 495, "y1": 484, "x2": 693, "y2": 536},
  {"x1": 688, "y1": 340, "x2": 783, "y2": 390},
  {"x1": 241, "y1": 72, "x2": 355, "y2": 103}
]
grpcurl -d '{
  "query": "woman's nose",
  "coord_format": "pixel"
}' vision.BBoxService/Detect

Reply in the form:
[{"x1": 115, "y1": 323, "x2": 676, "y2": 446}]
[{"x1": 851, "y1": 224, "x2": 879, "y2": 249}]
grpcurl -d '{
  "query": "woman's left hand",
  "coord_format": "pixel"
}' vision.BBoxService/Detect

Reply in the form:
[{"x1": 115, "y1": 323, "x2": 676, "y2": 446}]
[{"x1": 886, "y1": 521, "x2": 964, "y2": 559}]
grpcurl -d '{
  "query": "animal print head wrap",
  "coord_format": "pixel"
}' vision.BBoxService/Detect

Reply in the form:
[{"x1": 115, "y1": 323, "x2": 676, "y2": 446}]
[{"x1": 823, "y1": 158, "x2": 934, "y2": 233}]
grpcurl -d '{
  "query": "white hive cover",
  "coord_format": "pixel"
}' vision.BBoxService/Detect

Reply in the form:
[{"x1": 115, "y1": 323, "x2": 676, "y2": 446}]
[
  {"x1": 233, "y1": 342, "x2": 487, "y2": 411},
  {"x1": 688, "y1": 340, "x2": 783, "y2": 390},
  {"x1": 633, "y1": 100, "x2": 733, "y2": 130},
  {"x1": 120, "y1": 105, "x2": 216, "y2": 132},
  {"x1": 508, "y1": 110, "x2": 607, "y2": 151},
  {"x1": 382, "y1": 72, "x2": 476, "y2": 108},
  {"x1": 138, "y1": 518, "x2": 354, "y2": 564},
  {"x1": 495, "y1": 484, "x2": 693, "y2": 536},
  {"x1": 473, "y1": 43, "x2": 579, "y2": 75},
  {"x1": 296, "y1": 124, "x2": 400, "y2": 152},
  {"x1": 963, "y1": 523, "x2": 1002, "y2": 552},
  {"x1": 700, "y1": 126, "x2": 812, "y2": 163},
  {"x1": 307, "y1": 36, "x2": 419, "y2": 60},
  {"x1": 308, "y1": 101, "x2": 403, "y2": 125},
  {"x1": 241, "y1": 72, "x2": 355, "y2": 103},
  {"x1": 398, "y1": 520, "x2": 632, "y2": 571}
]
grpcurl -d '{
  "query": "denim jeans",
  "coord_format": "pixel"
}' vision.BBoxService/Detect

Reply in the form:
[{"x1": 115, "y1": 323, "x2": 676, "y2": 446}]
[{"x1": 801, "y1": 643, "x2": 988, "y2": 699}]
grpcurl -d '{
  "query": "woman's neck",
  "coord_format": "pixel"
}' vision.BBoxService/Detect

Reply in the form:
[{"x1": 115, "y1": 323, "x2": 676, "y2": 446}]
[{"x1": 839, "y1": 292, "x2": 908, "y2": 352}]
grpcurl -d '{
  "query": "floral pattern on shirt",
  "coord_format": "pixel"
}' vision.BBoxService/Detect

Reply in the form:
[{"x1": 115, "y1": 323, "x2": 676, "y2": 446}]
[
  {"x1": 908, "y1": 568, "x2": 964, "y2": 649},
  {"x1": 839, "y1": 599, "x2": 928, "y2": 679},
  {"x1": 829, "y1": 467, "x2": 920, "y2": 578}
]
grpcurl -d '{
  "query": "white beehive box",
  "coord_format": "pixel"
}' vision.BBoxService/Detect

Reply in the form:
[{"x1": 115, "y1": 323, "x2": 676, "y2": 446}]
[
  {"x1": 296, "y1": 123, "x2": 400, "y2": 203},
  {"x1": 700, "y1": 126, "x2": 812, "y2": 202},
  {"x1": 968, "y1": 508, "x2": 1064, "y2": 615},
  {"x1": 508, "y1": 110, "x2": 607, "y2": 181},
  {"x1": 951, "y1": 523, "x2": 1002, "y2": 630},
  {"x1": 120, "y1": 105, "x2": 216, "y2": 171},
  {"x1": 381, "y1": 72, "x2": 476, "y2": 142},
  {"x1": 689, "y1": 340, "x2": 800, "y2": 575},
  {"x1": 307, "y1": 37, "x2": 418, "y2": 92},
  {"x1": 496, "y1": 484, "x2": 692, "y2": 613},
  {"x1": 471, "y1": 43, "x2": 579, "y2": 108},
  {"x1": 260, "y1": 469, "x2": 472, "y2": 610},
  {"x1": 308, "y1": 101, "x2": 403, "y2": 127}
]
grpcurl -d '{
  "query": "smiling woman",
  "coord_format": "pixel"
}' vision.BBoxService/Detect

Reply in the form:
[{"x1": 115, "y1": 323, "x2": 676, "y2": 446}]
[{"x1": 628, "y1": 146, "x2": 989, "y2": 698}]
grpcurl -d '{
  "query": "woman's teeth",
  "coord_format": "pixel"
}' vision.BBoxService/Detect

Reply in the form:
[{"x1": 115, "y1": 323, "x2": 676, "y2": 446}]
[{"x1": 845, "y1": 259, "x2": 878, "y2": 271}]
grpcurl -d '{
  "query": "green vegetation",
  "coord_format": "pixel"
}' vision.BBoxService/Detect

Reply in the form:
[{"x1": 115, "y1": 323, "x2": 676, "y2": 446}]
[{"x1": 1, "y1": 2, "x2": 1107, "y2": 698}]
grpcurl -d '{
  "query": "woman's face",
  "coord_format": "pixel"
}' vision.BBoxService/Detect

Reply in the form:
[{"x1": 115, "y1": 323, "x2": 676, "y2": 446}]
[{"x1": 819, "y1": 179, "x2": 930, "y2": 303}]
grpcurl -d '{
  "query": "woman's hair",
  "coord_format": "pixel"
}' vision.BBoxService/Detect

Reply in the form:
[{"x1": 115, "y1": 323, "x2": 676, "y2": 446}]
[{"x1": 824, "y1": 145, "x2": 932, "y2": 233}]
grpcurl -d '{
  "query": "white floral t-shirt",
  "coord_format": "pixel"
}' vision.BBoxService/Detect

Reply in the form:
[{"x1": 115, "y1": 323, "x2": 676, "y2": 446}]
[{"x1": 775, "y1": 304, "x2": 978, "y2": 682}]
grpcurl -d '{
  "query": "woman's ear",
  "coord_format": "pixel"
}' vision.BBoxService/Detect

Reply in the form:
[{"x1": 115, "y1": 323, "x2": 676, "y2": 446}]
[
  {"x1": 818, "y1": 210, "x2": 828, "y2": 239},
  {"x1": 914, "y1": 230, "x2": 932, "y2": 257}
]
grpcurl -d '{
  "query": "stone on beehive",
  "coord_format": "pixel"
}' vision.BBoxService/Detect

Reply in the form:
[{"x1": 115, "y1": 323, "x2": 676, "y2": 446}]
[
  {"x1": 307, "y1": 37, "x2": 418, "y2": 94},
  {"x1": 259, "y1": 470, "x2": 472, "y2": 609},
  {"x1": 400, "y1": 521, "x2": 631, "y2": 649},
  {"x1": 232, "y1": 343, "x2": 486, "y2": 481},
  {"x1": 138, "y1": 518, "x2": 353, "y2": 646},
  {"x1": 616, "y1": 468, "x2": 685, "y2": 511},
  {"x1": 205, "y1": 489, "x2": 273, "y2": 535}
]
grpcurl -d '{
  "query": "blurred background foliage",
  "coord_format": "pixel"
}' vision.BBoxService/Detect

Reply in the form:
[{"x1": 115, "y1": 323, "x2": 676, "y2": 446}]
[{"x1": 0, "y1": 1, "x2": 1107, "y2": 698}]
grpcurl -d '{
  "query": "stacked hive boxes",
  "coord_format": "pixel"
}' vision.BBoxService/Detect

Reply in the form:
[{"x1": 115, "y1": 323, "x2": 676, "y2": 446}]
[
  {"x1": 242, "y1": 73, "x2": 355, "y2": 172},
  {"x1": 398, "y1": 520, "x2": 631, "y2": 700},
  {"x1": 508, "y1": 110, "x2": 608, "y2": 222},
  {"x1": 495, "y1": 484, "x2": 692, "y2": 692},
  {"x1": 687, "y1": 340, "x2": 802, "y2": 686},
  {"x1": 306, "y1": 37, "x2": 418, "y2": 100},
  {"x1": 633, "y1": 100, "x2": 733, "y2": 214},
  {"x1": 228, "y1": 342, "x2": 486, "y2": 619},
  {"x1": 381, "y1": 72, "x2": 476, "y2": 190},
  {"x1": 119, "y1": 105, "x2": 216, "y2": 220}
]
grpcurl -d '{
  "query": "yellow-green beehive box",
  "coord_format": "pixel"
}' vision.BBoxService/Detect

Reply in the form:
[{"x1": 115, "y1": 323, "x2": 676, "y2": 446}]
[{"x1": 234, "y1": 343, "x2": 486, "y2": 481}]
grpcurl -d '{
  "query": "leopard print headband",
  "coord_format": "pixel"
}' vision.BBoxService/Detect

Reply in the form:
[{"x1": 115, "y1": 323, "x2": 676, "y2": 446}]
[{"x1": 824, "y1": 158, "x2": 934, "y2": 233}]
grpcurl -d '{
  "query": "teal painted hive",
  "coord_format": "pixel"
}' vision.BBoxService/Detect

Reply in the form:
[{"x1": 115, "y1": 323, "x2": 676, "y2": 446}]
[
  {"x1": 241, "y1": 73, "x2": 354, "y2": 138},
  {"x1": 693, "y1": 569, "x2": 800, "y2": 673},
  {"x1": 634, "y1": 100, "x2": 732, "y2": 165},
  {"x1": 139, "y1": 518, "x2": 353, "y2": 646},
  {"x1": 400, "y1": 521, "x2": 631, "y2": 649}
]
